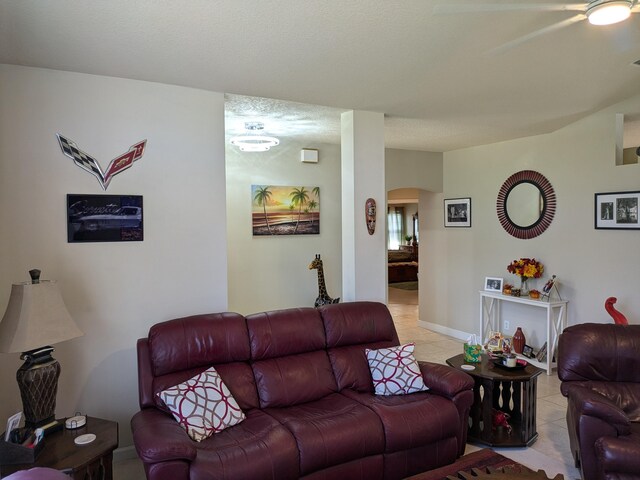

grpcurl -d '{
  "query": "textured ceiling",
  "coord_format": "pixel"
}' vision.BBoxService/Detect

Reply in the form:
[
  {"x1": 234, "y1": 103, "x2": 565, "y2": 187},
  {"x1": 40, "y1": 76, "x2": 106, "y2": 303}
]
[{"x1": 2, "y1": 0, "x2": 640, "y2": 151}]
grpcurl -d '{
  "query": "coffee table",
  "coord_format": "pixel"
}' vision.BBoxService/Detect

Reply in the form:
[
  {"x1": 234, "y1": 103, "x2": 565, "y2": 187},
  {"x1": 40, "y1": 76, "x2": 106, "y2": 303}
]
[{"x1": 447, "y1": 353, "x2": 542, "y2": 447}]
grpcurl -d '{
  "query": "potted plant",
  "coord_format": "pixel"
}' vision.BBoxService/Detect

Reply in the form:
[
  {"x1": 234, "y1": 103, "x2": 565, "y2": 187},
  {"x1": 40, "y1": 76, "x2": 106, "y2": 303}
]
[{"x1": 404, "y1": 235, "x2": 413, "y2": 245}]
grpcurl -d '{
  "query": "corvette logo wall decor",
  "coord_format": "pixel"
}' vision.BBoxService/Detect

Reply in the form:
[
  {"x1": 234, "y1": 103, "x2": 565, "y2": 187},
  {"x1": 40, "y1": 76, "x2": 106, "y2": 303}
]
[{"x1": 57, "y1": 134, "x2": 147, "y2": 190}]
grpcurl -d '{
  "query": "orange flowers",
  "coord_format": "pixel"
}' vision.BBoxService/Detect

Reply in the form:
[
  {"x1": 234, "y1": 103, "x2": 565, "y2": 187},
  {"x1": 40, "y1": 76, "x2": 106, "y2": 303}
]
[{"x1": 507, "y1": 258, "x2": 544, "y2": 279}]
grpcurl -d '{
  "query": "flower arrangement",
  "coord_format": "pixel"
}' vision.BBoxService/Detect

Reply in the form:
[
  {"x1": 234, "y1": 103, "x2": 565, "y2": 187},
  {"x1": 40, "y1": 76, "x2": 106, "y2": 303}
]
[{"x1": 507, "y1": 258, "x2": 544, "y2": 279}]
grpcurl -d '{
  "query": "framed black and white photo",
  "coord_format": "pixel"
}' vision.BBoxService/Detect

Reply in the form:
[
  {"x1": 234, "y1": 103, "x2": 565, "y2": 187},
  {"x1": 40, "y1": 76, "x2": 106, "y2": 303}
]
[
  {"x1": 484, "y1": 277, "x2": 503, "y2": 292},
  {"x1": 67, "y1": 194, "x2": 143, "y2": 243},
  {"x1": 595, "y1": 191, "x2": 639, "y2": 230},
  {"x1": 444, "y1": 197, "x2": 471, "y2": 227},
  {"x1": 522, "y1": 344, "x2": 534, "y2": 358}
]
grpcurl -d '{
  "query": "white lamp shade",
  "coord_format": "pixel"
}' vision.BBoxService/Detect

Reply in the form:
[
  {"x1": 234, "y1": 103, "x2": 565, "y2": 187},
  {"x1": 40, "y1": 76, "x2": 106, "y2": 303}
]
[{"x1": 0, "y1": 281, "x2": 83, "y2": 353}]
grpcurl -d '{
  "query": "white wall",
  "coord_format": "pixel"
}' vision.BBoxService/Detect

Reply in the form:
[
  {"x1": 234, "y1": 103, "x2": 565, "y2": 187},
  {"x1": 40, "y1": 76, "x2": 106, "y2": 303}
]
[
  {"x1": 0, "y1": 65, "x2": 227, "y2": 447},
  {"x1": 226, "y1": 141, "x2": 342, "y2": 314},
  {"x1": 385, "y1": 148, "x2": 443, "y2": 193},
  {"x1": 421, "y1": 94, "x2": 640, "y2": 345}
]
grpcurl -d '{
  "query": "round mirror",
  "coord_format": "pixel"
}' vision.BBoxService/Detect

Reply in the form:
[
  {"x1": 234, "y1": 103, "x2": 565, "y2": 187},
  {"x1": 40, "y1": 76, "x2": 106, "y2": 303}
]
[
  {"x1": 497, "y1": 170, "x2": 556, "y2": 239},
  {"x1": 506, "y1": 182, "x2": 543, "y2": 228}
]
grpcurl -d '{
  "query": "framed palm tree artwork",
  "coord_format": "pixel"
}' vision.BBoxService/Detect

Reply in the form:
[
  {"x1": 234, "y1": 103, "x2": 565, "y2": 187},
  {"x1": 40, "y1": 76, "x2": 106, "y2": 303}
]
[{"x1": 251, "y1": 185, "x2": 320, "y2": 235}]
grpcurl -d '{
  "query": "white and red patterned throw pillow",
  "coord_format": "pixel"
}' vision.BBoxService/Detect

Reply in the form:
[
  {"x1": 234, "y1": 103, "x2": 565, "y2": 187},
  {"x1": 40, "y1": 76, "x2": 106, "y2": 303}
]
[
  {"x1": 365, "y1": 343, "x2": 429, "y2": 396},
  {"x1": 158, "y1": 366, "x2": 245, "y2": 442}
]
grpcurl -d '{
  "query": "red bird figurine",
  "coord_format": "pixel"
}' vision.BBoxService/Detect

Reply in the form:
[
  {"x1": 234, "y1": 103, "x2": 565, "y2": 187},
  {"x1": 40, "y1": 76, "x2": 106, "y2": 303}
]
[
  {"x1": 605, "y1": 297, "x2": 629, "y2": 325},
  {"x1": 492, "y1": 409, "x2": 512, "y2": 434}
]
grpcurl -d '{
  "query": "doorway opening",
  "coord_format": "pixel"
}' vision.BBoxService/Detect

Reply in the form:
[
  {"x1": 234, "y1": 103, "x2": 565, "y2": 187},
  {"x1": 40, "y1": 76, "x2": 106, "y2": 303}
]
[{"x1": 387, "y1": 188, "x2": 419, "y2": 307}]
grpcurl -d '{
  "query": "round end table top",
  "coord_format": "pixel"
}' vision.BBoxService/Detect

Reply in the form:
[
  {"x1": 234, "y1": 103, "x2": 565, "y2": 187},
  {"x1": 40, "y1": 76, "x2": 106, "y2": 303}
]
[{"x1": 447, "y1": 353, "x2": 542, "y2": 381}]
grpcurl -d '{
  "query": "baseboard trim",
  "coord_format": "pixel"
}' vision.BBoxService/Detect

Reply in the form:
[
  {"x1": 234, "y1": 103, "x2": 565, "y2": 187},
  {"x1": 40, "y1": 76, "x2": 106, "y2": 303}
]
[
  {"x1": 113, "y1": 445, "x2": 137, "y2": 462},
  {"x1": 417, "y1": 320, "x2": 473, "y2": 342}
]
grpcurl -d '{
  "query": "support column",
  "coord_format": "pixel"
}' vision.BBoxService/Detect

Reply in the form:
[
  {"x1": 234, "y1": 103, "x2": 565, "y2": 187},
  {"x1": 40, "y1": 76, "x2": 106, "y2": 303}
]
[{"x1": 341, "y1": 110, "x2": 386, "y2": 302}]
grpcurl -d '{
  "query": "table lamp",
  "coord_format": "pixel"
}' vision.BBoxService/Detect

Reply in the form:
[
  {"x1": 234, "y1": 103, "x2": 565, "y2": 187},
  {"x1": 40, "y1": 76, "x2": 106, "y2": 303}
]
[{"x1": 0, "y1": 270, "x2": 83, "y2": 428}]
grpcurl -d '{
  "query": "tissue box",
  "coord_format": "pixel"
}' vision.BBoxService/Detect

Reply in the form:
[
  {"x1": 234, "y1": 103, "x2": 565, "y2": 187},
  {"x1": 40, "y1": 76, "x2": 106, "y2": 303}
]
[{"x1": 463, "y1": 343, "x2": 482, "y2": 363}]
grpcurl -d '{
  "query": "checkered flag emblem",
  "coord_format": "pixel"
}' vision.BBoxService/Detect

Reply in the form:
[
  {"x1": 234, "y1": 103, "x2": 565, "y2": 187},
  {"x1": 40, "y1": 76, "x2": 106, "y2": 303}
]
[{"x1": 57, "y1": 134, "x2": 147, "y2": 190}]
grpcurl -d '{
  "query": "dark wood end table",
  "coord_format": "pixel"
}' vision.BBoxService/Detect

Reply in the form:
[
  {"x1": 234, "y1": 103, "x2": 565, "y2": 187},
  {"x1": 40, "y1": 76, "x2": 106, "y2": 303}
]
[
  {"x1": 0, "y1": 417, "x2": 118, "y2": 479},
  {"x1": 447, "y1": 353, "x2": 542, "y2": 447}
]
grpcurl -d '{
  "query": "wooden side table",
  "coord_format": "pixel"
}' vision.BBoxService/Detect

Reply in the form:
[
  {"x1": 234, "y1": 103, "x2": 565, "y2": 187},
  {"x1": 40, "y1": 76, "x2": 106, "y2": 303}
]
[
  {"x1": 447, "y1": 353, "x2": 542, "y2": 447},
  {"x1": 0, "y1": 417, "x2": 118, "y2": 479}
]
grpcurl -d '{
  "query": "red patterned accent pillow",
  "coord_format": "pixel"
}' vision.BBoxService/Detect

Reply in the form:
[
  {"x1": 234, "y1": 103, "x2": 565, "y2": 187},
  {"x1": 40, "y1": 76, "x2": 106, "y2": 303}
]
[
  {"x1": 365, "y1": 343, "x2": 429, "y2": 395},
  {"x1": 158, "y1": 366, "x2": 245, "y2": 442}
]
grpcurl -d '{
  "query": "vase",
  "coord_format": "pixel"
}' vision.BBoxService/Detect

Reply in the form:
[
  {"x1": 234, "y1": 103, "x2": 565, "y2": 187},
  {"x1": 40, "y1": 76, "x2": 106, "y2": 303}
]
[
  {"x1": 512, "y1": 327, "x2": 526, "y2": 354},
  {"x1": 520, "y1": 276, "x2": 529, "y2": 294}
]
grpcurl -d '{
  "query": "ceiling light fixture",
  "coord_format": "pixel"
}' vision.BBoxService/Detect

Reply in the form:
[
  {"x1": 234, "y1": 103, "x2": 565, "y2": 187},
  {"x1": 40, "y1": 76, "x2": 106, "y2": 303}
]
[
  {"x1": 230, "y1": 122, "x2": 279, "y2": 152},
  {"x1": 586, "y1": 0, "x2": 633, "y2": 25}
]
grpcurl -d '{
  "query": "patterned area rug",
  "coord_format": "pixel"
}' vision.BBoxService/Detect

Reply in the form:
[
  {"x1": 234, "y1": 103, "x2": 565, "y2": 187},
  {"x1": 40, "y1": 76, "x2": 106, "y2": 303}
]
[
  {"x1": 406, "y1": 449, "x2": 530, "y2": 479},
  {"x1": 389, "y1": 281, "x2": 418, "y2": 290}
]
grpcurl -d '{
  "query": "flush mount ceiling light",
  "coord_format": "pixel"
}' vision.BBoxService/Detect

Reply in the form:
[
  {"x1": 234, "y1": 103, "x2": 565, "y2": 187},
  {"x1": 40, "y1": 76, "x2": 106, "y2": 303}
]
[
  {"x1": 230, "y1": 122, "x2": 279, "y2": 152},
  {"x1": 587, "y1": 0, "x2": 633, "y2": 25}
]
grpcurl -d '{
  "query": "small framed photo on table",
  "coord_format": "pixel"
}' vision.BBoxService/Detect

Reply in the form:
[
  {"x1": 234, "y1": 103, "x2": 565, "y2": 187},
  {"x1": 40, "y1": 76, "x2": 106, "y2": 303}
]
[
  {"x1": 444, "y1": 198, "x2": 471, "y2": 227},
  {"x1": 484, "y1": 277, "x2": 503, "y2": 293},
  {"x1": 595, "y1": 191, "x2": 639, "y2": 230}
]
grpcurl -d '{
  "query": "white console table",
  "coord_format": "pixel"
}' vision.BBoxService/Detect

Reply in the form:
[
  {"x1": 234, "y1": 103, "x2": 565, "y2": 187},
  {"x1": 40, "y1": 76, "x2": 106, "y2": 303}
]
[{"x1": 479, "y1": 291, "x2": 568, "y2": 375}]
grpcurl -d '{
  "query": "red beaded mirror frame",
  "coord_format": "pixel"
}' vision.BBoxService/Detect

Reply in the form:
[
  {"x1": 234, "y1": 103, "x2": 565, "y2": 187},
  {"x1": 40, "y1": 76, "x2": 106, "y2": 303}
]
[{"x1": 496, "y1": 170, "x2": 556, "y2": 239}]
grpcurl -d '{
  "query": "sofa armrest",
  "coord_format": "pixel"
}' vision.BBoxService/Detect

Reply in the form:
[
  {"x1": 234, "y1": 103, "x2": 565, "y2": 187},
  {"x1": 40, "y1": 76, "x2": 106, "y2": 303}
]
[
  {"x1": 419, "y1": 361, "x2": 474, "y2": 456},
  {"x1": 595, "y1": 435, "x2": 640, "y2": 477},
  {"x1": 568, "y1": 385, "x2": 631, "y2": 435},
  {"x1": 131, "y1": 409, "x2": 197, "y2": 464},
  {"x1": 418, "y1": 361, "x2": 474, "y2": 399}
]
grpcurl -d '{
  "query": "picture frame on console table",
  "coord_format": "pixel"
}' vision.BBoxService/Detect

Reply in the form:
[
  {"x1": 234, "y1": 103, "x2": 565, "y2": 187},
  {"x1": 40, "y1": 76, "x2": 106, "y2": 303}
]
[
  {"x1": 444, "y1": 197, "x2": 471, "y2": 227},
  {"x1": 484, "y1": 277, "x2": 503, "y2": 292},
  {"x1": 595, "y1": 191, "x2": 639, "y2": 230}
]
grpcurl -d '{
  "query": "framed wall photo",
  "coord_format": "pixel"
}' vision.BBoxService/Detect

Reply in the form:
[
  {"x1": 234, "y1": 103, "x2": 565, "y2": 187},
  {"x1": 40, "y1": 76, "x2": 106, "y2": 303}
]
[
  {"x1": 484, "y1": 277, "x2": 503, "y2": 292},
  {"x1": 67, "y1": 194, "x2": 143, "y2": 242},
  {"x1": 595, "y1": 191, "x2": 639, "y2": 230},
  {"x1": 444, "y1": 197, "x2": 471, "y2": 227}
]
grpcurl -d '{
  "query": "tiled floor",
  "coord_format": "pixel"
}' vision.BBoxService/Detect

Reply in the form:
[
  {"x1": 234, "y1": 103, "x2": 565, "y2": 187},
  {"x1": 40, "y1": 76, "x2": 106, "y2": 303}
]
[{"x1": 114, "y1": 289, "x2": 581, "y2": 479}]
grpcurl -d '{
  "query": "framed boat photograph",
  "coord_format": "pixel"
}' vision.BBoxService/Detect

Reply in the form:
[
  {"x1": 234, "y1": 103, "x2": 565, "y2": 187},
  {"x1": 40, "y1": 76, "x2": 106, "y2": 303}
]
[
  {"x1": 67, "y1": 194, "x2": 143, "y2": 243},
  {"x1": 595, "y1": 190, "x2": 639, "y2": 230}
]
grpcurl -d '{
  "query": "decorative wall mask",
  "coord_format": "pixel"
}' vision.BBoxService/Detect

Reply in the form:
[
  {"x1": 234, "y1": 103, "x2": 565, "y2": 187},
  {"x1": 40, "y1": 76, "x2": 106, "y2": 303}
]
[
  {"x1": 365, "y1": 198, "x2": 376, "y2": 235},
  {"x1": 57, "y1": 134, "x2": 147, "y2": 190},
  {"x1": 496, "y1": 170, "x2": 556, "y2": 239}
]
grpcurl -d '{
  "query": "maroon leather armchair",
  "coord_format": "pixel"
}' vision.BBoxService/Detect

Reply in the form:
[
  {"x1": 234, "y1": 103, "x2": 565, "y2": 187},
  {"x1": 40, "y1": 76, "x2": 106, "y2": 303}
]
[
  {"x1": 557, "y1": 323, "x2": 640, "y2": 480},
  {"x1": 131, "y1": 301, "x2": 474, "y2": 480}
]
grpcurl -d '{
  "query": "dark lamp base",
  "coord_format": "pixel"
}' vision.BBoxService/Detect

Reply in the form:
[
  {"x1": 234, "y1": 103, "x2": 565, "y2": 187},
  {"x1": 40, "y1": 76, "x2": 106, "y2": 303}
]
[{"x1": 17, "y1": 349, "x2": 61, "y2": 428}]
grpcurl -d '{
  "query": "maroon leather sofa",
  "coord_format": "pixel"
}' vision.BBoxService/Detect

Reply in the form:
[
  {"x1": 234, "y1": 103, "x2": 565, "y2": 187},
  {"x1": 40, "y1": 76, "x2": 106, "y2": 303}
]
[
  {"x1": 558, "y1": 323, "x2": 640, "y2": 480},
  {"x1": 131, "y1": 301, "x2": 474, "y2": 480}
]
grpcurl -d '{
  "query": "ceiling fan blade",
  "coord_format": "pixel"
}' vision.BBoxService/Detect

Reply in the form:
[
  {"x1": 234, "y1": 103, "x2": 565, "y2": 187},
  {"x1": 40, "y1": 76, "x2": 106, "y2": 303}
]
[
  {"x1": 487, "y1": 13, "x2": 585, "y2": 55},
  {"x1": 433, "y1": 3, "x2": 586, "y2": 14}
]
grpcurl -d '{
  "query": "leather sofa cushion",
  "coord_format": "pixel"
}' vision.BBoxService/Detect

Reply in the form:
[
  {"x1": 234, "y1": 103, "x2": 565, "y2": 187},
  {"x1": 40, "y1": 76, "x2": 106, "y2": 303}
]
[
  {"x1": 252, "y1": 351, "x2": 338, "y2": 408},
  {"x1": 188, "y1": 409, "x2": 300, "y2": 480},
  {"x1": 342, "y1": 389, "x2": 460, "y2": 452},
  {"x1": 148, "y1": 313, "x2": 250, "y2": 376},
  {"x1": 247, "y1": 308, "x2": 325, "y2": 360},
  {"x1": 558, "y1": 323, "x2": 640, "y2": 383},
  {"x1": 152, "y1": 362, "x2": 260, "y2": 412},
  {"x1": 320, "y1": 302, "x2": 400, "y2": 392},
  {"x1": 320, "y1": 302, "x2": 399, "y2": 348},
  {"x1": 266, "y1": 393, "x2": 384, "y2": 476}
]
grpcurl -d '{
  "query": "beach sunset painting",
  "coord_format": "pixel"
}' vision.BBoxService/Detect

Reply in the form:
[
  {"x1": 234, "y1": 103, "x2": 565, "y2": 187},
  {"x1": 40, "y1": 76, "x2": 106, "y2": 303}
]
[{"x1": 252, "y1": 185, "x2": 320, "y2": 236}]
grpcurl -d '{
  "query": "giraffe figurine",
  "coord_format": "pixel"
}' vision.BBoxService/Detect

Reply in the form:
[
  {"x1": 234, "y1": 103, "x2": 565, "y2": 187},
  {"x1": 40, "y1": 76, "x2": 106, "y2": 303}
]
[{"x1": 308, "y1": 254, "x2": 340, "y2": 307}]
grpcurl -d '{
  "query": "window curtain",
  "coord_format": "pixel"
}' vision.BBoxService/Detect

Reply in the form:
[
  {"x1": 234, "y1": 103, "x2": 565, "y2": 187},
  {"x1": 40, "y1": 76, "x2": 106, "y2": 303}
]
[{"x1": 387, "y1": 206, "x2": 404, "y2": 250}]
